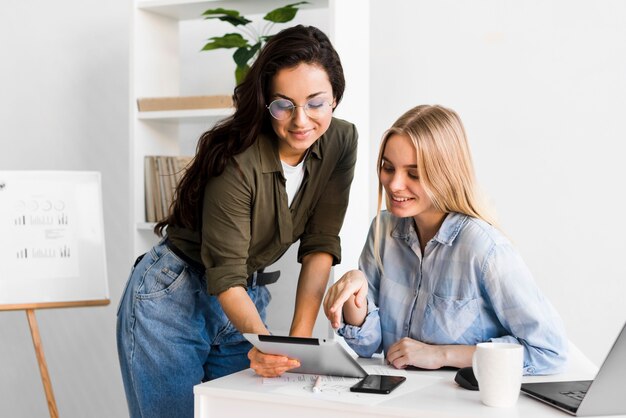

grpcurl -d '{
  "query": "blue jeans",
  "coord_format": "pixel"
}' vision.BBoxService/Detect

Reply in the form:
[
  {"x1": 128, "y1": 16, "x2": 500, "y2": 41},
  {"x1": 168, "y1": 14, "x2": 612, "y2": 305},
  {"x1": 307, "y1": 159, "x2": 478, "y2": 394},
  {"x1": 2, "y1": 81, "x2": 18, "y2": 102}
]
[{"x1": 116, "y1": 240, "x2": 271, "y2": 418}]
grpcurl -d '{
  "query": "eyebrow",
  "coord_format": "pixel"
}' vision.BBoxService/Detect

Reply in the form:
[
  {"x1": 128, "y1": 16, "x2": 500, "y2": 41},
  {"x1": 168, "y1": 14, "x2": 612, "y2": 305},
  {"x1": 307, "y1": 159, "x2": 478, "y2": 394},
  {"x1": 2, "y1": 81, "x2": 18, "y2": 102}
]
[
  {"x1": 273, "y1": 91, "x2": 328, "y2": 101},
  {"x1": 381, "y1": 157, "x2": 417, "y2": 169}
]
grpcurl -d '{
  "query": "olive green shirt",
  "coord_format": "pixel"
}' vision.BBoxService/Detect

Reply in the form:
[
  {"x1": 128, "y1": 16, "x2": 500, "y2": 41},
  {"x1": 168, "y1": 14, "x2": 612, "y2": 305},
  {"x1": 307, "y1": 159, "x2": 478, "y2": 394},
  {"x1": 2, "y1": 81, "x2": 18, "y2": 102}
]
[{"x1": 166, "y1": 117, "x2": 358, "y2": 295}]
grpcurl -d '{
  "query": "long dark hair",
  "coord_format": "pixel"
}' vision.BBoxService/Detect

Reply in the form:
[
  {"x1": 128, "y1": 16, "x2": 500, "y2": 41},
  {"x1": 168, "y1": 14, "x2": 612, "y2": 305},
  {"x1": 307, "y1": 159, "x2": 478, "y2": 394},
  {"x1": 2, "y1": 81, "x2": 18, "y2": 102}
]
[{"x1": 155, "y1": 25, "x2": 345, "y2": 235}]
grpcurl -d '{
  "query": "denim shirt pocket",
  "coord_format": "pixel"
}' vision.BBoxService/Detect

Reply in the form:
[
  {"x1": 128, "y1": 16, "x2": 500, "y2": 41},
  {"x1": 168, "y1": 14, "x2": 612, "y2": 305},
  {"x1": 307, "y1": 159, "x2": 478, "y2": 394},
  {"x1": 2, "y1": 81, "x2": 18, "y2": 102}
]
[{"x1": 422, "y1": 292, "x2": 481, "y2": 344}]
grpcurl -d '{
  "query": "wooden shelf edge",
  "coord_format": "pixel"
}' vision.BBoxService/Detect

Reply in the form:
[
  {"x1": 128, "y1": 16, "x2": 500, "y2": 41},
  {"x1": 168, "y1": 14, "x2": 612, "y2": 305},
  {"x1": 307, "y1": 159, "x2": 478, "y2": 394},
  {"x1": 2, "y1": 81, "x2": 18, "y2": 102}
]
[
  {"x1": 136, "y1": 222, "x2": 156, "y2": 230},
  {"x1": 138, "y1": 107, "x2": 234, "y2": 122}
]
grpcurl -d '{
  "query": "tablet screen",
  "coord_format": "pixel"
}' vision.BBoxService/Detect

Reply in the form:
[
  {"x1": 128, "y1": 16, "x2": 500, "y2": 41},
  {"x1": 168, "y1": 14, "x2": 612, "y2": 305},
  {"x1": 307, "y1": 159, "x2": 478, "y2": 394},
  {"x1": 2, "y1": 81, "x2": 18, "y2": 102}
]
[{"x1": 243, "y1": 334, "x2": 367, "y2": 378}]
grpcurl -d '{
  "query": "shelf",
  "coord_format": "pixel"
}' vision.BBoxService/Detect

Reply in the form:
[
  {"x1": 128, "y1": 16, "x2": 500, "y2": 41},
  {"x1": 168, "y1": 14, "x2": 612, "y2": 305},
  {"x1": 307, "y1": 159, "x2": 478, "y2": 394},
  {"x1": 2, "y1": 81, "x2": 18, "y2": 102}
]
[
  {"x1": 137, "y1": 0, "x2": 328, "y2": 20},
  {"x1": 138, "y1": 107, "x2": 234, "y2": 122},
  {"x1": 137, "y1": 222, "x2": 156, "y2": 231}
]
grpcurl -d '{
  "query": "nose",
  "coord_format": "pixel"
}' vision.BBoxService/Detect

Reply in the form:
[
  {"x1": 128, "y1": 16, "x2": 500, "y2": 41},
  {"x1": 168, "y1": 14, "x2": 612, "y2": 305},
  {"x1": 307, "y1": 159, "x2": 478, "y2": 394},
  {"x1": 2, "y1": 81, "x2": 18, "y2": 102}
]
[
  {"x1": 388, "y1": 172, "x2": 406, "y2": 192},
  {"x1": 291, "y1": 105, "x2": 309, "y2": 125}
]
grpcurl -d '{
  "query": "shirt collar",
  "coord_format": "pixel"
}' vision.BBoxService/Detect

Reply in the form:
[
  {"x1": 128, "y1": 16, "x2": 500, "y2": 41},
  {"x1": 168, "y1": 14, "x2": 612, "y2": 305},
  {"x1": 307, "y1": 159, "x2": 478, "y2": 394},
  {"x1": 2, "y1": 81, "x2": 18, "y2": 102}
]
[
  {"x1": 258, "y1": 131, "x2": 282, "y2": 174},
  {"x1": 308, "y1": 131, "x2": 323, "y2": 160},
  {"x1": 391, "y1": 212, "x2": 468, "y2": 246},
  {"x1": 258, "y1": 119, "x2": 333, "y2": 173},
  {"x1": 434, "y1": 213, "x2": 468, "y2": 245}
]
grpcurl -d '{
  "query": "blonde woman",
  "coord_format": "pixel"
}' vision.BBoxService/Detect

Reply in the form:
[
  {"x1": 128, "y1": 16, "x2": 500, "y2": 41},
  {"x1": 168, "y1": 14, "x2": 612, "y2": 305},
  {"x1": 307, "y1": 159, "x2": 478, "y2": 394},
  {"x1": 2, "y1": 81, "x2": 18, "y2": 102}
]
[{"x1": 323, "y1": 105, "x2": 567, "y2": 375}]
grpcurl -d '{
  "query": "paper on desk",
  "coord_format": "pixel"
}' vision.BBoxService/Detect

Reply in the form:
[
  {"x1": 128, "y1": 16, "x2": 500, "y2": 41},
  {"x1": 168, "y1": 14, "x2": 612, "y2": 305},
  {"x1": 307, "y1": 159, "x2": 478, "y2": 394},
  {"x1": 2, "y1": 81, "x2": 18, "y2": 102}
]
[
  {"x1": 261, "y1": 365, "x2": 406, "y2": 386},
  {"x1": 261, "y1": 365, "x2": 441, "y2": 406},
  {"x1": 362, "y1": 365, "x2": 408, "y2": 376}
]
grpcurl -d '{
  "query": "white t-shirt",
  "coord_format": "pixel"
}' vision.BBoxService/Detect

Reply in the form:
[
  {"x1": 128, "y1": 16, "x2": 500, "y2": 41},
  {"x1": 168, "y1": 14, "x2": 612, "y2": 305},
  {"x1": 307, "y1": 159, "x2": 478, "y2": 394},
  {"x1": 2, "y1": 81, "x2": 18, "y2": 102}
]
[{"x1": 281, "y1": 158, "x2": 306, "y2": 207}]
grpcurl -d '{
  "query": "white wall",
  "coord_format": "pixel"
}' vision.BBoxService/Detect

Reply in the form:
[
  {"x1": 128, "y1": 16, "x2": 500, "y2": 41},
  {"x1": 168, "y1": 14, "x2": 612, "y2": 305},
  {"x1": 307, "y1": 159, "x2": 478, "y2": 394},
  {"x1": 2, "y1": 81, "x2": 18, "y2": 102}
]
[
  {"x1": 370, "y1": 0, "x2": 626, "y2": 366},
  {"x1": 0, "y1": 1, "x2": 129, "y2": 417}
]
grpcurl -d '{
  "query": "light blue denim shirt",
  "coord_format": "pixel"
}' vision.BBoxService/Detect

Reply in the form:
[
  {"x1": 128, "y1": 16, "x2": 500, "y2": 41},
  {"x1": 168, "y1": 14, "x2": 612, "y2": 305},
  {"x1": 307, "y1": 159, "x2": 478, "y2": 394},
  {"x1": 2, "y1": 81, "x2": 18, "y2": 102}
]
[{"x1": 338, "y1": 211, "x2": 568, "y2": 375}]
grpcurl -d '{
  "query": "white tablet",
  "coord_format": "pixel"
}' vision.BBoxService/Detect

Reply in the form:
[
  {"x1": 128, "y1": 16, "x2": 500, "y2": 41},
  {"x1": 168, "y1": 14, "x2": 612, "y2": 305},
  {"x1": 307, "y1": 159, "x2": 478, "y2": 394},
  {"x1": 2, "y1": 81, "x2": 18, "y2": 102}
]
[{"x1": 243, "y1": 334, "x2": 367, "y2": 378}]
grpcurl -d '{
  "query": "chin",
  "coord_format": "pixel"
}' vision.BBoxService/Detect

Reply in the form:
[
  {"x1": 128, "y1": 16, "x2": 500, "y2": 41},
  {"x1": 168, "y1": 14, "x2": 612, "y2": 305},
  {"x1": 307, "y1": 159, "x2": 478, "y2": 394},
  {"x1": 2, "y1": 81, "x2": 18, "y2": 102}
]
[
  {"x1": 388, "y1": 208, "x2": 406, "y2": 218},
  {"x1": 291, "y1": 139, "x2": 317, "y2": 151}
]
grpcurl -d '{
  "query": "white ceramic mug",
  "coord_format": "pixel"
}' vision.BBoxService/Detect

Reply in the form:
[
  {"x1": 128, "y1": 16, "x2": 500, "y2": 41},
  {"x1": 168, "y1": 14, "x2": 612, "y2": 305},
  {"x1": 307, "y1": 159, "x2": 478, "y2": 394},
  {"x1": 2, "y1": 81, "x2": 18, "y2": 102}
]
[{"x1": 472, "y1": 342, "x2": 524, "y2": 408}]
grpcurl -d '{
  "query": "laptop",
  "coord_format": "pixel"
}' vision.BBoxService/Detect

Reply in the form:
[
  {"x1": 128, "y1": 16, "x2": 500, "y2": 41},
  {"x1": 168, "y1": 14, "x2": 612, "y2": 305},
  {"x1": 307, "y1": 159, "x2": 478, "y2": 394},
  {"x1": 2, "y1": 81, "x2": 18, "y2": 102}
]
[
  {"x1": 243, "y1": 334, "x2": 367, "y2": 378},
  {"x1": 521, "y1": 322, "x2": 626, "y2": 416}
]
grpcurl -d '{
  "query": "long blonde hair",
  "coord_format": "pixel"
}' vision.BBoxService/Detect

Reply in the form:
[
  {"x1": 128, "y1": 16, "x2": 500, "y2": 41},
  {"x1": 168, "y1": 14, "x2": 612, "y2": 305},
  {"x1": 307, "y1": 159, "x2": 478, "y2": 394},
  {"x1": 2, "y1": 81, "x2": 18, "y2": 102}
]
[{"x1": 374, "y1": 105, "x2": 497, "y2": 266}]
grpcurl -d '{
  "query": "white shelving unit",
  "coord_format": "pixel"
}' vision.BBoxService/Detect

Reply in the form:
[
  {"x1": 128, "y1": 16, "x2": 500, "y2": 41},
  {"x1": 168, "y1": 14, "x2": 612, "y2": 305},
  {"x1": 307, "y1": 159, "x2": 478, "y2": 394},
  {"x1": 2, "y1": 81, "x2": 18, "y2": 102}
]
[{"x1": 130, "y1": 2, "x2": 372, "y2": 333}]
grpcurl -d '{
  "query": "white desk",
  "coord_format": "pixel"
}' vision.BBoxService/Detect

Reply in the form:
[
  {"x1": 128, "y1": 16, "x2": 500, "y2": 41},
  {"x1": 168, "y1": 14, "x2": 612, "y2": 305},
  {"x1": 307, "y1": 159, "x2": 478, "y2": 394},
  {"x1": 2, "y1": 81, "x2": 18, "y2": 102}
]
[{"x1": 194, "y1": 343, "x2": 620, "y2": 418}]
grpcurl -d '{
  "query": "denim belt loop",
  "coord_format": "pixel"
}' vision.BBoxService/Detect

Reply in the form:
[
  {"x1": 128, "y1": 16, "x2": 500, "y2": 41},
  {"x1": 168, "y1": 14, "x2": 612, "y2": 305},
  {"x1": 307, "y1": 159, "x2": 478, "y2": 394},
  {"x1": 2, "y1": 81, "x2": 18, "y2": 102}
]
[{"x1": 249, "y1": 271, "x2": 258, "y2": 288}]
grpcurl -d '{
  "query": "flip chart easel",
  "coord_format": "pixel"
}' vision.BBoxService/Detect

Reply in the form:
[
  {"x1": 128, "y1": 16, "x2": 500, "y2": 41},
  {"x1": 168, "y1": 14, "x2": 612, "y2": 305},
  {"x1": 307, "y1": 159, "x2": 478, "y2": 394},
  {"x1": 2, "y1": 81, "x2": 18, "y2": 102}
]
[{"x1": 0, "y1": 171, "x2": 110, "y2": 418}]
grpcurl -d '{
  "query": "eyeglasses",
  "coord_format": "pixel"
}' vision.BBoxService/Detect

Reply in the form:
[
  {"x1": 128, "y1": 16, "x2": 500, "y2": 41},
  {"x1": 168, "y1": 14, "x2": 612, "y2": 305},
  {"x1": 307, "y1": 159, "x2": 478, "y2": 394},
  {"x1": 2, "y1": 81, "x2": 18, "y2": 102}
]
[{"x1": 266, "y1": 98, "x2": 333, "y2": 120}]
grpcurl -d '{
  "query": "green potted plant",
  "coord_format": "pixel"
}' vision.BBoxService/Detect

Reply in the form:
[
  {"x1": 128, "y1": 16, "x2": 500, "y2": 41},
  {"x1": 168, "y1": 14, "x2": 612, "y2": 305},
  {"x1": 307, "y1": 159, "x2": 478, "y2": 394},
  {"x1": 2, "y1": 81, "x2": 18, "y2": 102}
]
[{"x1": 201, "y1": 2, "x2": 309, "y2": 85}]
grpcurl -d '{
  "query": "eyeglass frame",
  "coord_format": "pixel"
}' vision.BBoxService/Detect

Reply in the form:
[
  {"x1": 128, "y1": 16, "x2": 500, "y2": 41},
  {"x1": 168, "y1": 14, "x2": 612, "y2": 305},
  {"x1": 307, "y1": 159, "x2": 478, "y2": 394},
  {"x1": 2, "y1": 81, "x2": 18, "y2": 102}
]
[{"x1": 266, "y1": 97, "x2": 335, "y2": 120}]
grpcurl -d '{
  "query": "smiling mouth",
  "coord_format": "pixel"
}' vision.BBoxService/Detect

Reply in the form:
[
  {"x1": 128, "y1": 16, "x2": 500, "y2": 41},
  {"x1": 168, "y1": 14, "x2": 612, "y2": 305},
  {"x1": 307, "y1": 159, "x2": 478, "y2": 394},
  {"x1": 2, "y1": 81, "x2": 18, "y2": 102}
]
[{"x1": 392, "y1": 196, "x2": 414, "y2": 202}]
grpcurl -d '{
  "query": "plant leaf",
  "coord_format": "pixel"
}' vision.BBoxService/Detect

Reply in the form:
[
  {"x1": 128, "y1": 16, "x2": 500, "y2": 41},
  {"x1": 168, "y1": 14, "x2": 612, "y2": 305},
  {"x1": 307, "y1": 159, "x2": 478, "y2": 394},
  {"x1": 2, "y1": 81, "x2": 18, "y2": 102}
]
[
  {"x1": 202, "y1": 8, "x2": 251, "y2": 26},
  {"x1": 264, "y1": 1, "x2": 309, "y2": 23},
  {"x1": 235, "y1": 65, "x2": 250, "y2": 85},
  {"x1": 249, "y1": 41, "x2": 262, "y2": 56},
  {"x1": 232, "y1": 47, "x2": 250, "y2": 67},
  {"x1": 232, "y1": 42, "x2": 262, "y2": 67},
  {"x1": 215, "y1": 15, "x2": 253, "y2": 26},
  {"x1": 201, "y1": 33, "x2": 250, "y2": 50},
  {"x1": 202, "y1": 8, "x2": 240, "y2": 17}
]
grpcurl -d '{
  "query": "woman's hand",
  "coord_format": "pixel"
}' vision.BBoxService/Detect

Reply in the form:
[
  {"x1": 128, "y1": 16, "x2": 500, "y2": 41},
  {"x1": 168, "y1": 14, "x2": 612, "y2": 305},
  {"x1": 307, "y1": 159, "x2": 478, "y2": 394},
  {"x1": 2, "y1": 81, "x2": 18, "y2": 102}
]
[
  {"x1": 386, "y1": 338, "x2": 446, "y2": 370},
  {"x1": 323, "y1": 269, "x2": 369, "y2": 329},
  {"x1": 247, "y1": 347, "x2": 301, "y2": 377}
]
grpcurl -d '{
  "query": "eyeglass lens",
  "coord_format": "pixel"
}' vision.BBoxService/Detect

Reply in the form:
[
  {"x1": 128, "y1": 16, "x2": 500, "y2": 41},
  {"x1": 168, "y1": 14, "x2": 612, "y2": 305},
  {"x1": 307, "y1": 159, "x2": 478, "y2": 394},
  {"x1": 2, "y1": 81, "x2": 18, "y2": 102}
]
[{"x1": 267, "y1": 98, "x2": 331, "y2": 120}]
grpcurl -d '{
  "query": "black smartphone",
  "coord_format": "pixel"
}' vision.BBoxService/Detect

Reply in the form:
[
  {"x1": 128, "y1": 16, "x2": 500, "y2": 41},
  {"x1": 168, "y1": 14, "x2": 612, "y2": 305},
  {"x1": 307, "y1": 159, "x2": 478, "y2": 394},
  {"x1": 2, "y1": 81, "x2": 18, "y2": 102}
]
[{"x1": 349, "y1": 374, "x2": 406, "y2": 394}]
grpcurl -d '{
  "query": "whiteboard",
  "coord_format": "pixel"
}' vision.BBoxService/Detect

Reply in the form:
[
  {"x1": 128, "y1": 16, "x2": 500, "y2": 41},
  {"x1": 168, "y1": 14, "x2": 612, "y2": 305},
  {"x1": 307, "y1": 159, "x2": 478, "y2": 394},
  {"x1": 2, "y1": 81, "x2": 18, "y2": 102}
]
[{"x1": 0, "y1": 171, "x2": 109, "y2": 307}]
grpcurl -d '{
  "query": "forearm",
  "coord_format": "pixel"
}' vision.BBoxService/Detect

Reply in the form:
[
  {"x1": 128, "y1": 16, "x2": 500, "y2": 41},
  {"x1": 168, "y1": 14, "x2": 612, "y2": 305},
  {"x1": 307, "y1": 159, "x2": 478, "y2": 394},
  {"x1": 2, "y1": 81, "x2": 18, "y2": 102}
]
[
  {"x1": 290, "y1": 252, "x2": 333, "y2": 336},
  {"x1": 342, "y1": 294, "x2": 367, "y2": 327},
  {"x1": 388, "y1": 338, "x2": 478, "y2": 370},
  {"x1": 440, "y1": 344, "x2": 477, "y2": 368},
  {"x1": 217, "y1": 286, "x2": 269, "y2": 335}
]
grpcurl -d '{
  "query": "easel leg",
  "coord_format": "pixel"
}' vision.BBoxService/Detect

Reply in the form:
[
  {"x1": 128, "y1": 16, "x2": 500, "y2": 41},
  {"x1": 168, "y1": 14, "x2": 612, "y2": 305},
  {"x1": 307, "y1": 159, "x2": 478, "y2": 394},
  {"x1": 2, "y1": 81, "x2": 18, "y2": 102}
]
[{"x1": 26, "y1": 309, "x2": 60, "y2": 418}]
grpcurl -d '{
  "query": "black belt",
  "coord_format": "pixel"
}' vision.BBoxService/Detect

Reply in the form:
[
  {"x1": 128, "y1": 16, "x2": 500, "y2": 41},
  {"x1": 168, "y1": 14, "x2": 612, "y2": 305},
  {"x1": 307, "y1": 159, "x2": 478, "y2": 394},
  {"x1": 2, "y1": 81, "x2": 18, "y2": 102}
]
[
  {"x1": 247, "y1": 269, "x2": 281, "y2": 287},
  {"x1": 164, "y1": 237, "x2": 280, "y2": 287}
]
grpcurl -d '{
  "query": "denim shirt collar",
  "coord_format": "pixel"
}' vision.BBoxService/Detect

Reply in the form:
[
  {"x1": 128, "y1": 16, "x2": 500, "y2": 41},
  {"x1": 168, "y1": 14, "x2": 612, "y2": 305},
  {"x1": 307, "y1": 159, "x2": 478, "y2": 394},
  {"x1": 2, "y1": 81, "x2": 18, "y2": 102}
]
[
  {"x1": 391, "y1": 212, "x2": 469, "y2": 247},
  {"x1": 434, "y1": 213, "x2": 469, "y2": 245}
]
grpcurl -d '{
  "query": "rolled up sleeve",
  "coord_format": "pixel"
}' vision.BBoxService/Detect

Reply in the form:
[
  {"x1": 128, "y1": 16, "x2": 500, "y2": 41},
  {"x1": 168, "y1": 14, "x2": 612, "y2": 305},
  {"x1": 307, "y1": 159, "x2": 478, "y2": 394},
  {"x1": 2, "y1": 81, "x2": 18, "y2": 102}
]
[
  {"x1": 337, "y1": 299, "x2": 382, "y2": 358},
  {"x1": 201, "y1": 163, "x2": 252, "y2": 295}
]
